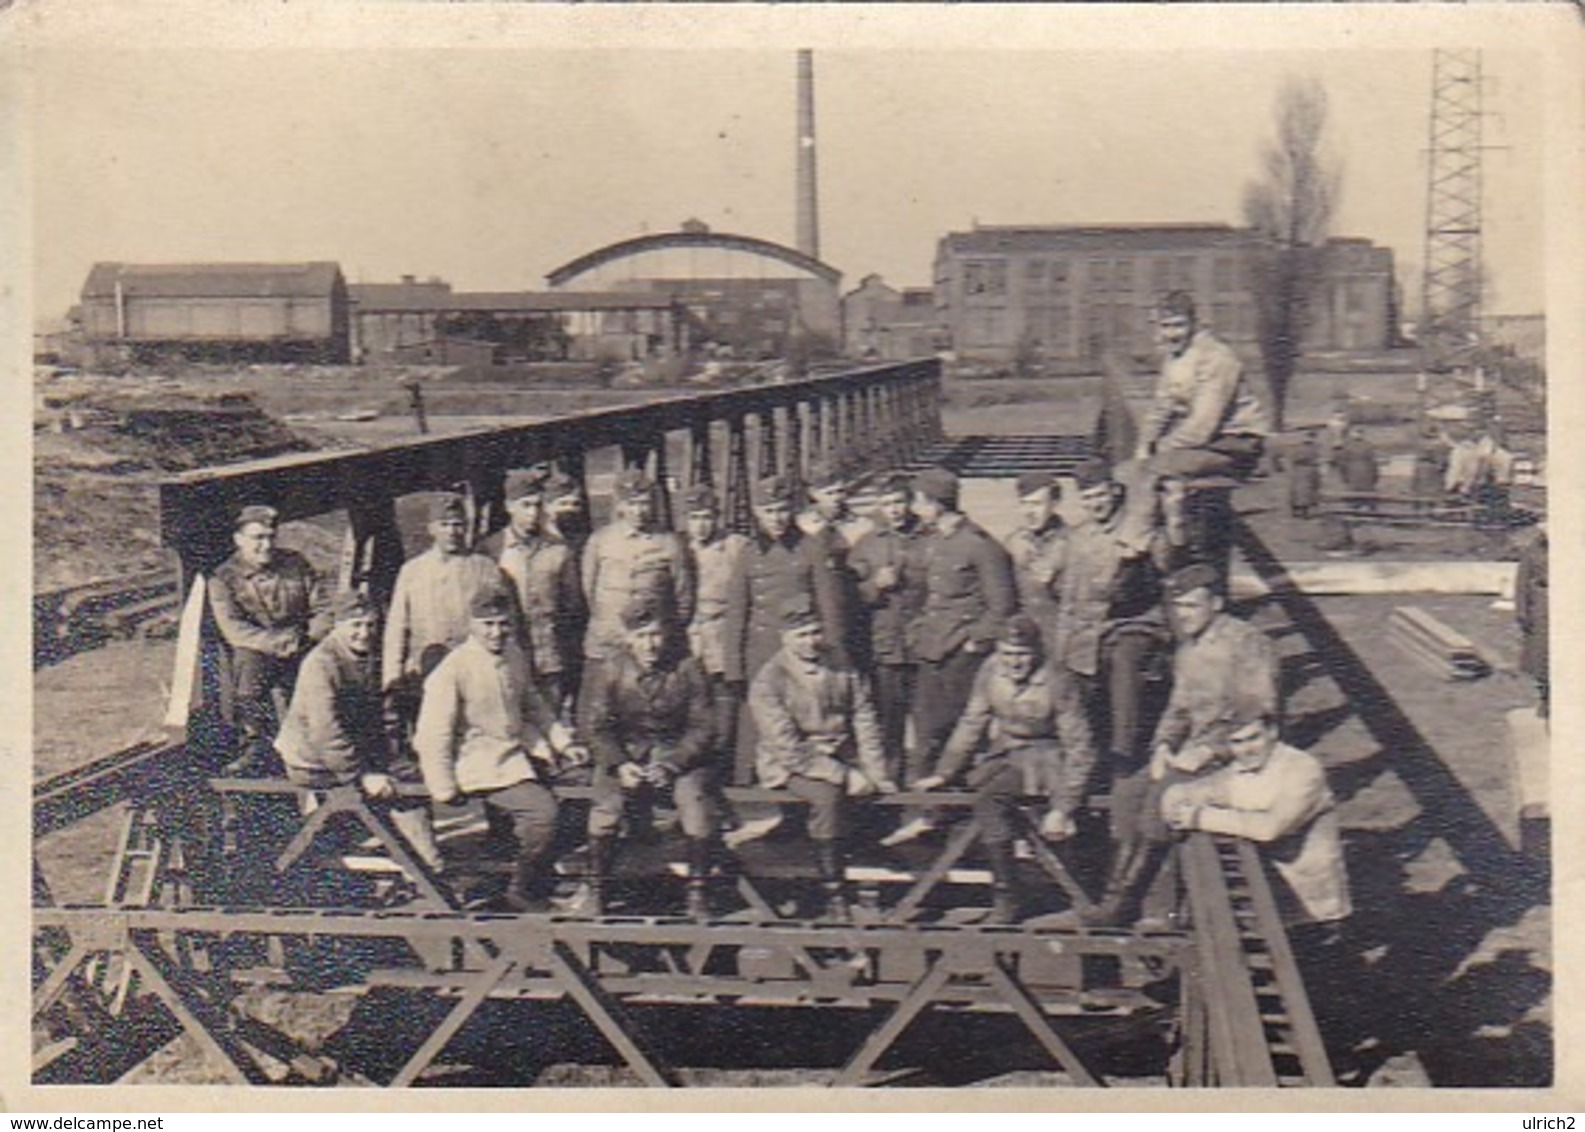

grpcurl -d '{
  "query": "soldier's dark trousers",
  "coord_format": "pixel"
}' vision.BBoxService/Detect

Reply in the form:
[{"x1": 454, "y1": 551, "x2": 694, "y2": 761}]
[
  {"x1": 915, "y1": 648, "x2": 985, "y2": 776},
  {"x1": 872, "y1": 663, "x2": 917, "y2": 785},
  {"x1": 969, "y1": 757, "x2": 1026, "y2": 849},
  {"x1": 784, "y1": 775, "x2": 845, "y2": 841},
  {"x1": 231, "y1": 647, "x2": 300, "y2": 768},
  {"x1": 482, "y1": 781, "x2": 560, "y2": 901}
]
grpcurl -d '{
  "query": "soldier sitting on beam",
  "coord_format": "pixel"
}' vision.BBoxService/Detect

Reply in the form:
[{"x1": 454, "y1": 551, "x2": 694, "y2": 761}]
[
  {"x1": 749, "y1": 593, "x2": 898, "y2": 922},
  {"x1": 274, "y1": 589, "x2": 443, "y2": 885},
  {"x1": 580, "y1": 596, "x2": 720, "y2": 920},
  {"x1": 913, "y1": 615, "x2": 1096, "y2": 925}
]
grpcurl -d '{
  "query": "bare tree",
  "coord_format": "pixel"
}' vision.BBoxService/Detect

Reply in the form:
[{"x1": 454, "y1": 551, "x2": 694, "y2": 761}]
[{"x1": 1242, "y1": 77, "x2": 1341, "y2": 431}]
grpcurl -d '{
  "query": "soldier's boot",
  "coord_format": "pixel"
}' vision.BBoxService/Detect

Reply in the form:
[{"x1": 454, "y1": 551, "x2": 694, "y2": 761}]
[
  {"x1": 584, "y1": 835, "x2": 615, "y2": 918},
  {"x1": 984, "y1": 839, "x2": 1022, "y2": 926},
  {"x1": 684, "y1": 838, "x2": 712, "y2": 922},
  {"x1": 815, "y1": 841, "x2": 850, "y2": 923},
  {"x1": 1080, "y1": 843, "x2": 1141, "y2": 929},
  {"x1": 1083, "y1": 841, "x2": 1168, "y2": 928}
]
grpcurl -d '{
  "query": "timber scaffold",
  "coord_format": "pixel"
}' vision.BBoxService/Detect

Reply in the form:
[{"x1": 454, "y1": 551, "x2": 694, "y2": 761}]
[{"x1": 33, "y1": 360, "x2": 1331, "y2": 1088}]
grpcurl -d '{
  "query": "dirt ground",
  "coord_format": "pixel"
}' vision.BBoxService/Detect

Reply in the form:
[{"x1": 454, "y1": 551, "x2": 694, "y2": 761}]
[{"x1": 31, "y1": 362, "x2": 1551, "y2": 1087}]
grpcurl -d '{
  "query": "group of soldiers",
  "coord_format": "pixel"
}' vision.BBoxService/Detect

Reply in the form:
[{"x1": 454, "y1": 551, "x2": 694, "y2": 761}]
[{"x1": 207, "y1": 291, "x2": 1350, "y2": 929}]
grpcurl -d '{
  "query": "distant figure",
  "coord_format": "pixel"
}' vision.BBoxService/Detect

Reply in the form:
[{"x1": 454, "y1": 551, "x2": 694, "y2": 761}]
[
  {"x1": 1335, "y1": 427, "x2": 1380, "y2": 497},
  {"x1": 1410, "y1": 438, "x2": 1447, "y2": 503},
  {"x1": 1515, "y1": 524, "x2": 1549, "y2": 719},
  {"x1": 1287, "y1": 433, "x2": 1322, "y2": 519}
]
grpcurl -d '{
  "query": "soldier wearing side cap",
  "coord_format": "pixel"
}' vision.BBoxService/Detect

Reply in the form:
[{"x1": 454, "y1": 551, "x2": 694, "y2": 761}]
[
  {"x1": 848, "y1": 472, "x2": 926, "y2": 784},
  {"x1": 679, "y1": 483, "x2": 751, "y2": 755},
  {"x1": 276, "y1": 589, "x2": 442, "y2": 877},
  {"x1": 914, "y1": 615, "x2": 1096, "y2": 924},
  {"x1": 748, "y1": 594, "x2": 898, "y2": 921},
  {"x1": 383, "y1": 493, "x2": 514, "y2": 738},
  {"x1": 209, "y1": 503, "x2": 329, "y2": 774},
  {"x1": 581, "y1": 597, "x2": 719, "y2": 919},
  {"x1": 1003, "y1": 469, "x2": 1069, "y2": 659},
  {"x1": 413, "y1": 586, "x2": 588, "y2": 912},
  {"x1": 496, "y1": 467, "x2": 586, "y2": 709},
  {"x1": 580, "y1": 468, "x2": 694, "y2": 673}
]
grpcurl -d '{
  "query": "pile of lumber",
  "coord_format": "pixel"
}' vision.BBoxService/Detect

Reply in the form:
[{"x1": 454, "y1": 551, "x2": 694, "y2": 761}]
[{"x1": 1387, "y1": 605, "x2": 1491, "y2": 680}]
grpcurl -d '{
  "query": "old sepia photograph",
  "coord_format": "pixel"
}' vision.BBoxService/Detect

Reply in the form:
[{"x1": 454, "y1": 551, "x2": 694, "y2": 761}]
[{"x1": 14, "y1": 3, "x2": 1576, "y2": 1102}]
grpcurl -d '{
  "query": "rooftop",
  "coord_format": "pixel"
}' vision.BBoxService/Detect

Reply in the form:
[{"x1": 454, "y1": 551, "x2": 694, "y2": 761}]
[{"x1": 82, "y1": 262, "x2": 343, "y2": 300}]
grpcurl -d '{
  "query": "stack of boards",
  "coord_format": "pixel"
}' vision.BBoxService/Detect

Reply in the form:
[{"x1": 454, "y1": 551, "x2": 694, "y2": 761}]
[{"x1": 1388, "y1": 605, "x2": 1491, "y2": 681}]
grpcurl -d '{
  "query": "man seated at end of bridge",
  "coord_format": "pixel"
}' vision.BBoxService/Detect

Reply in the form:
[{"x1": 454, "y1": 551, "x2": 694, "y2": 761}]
[
  {"x1": 750, "y1": 593, "x2": 898, "y2": 922},
  {"x1": 913, "y1": 615, "x2": 1096, "y2": 925},
  {"x1": 413, "y1": 586, "x2": 588, "y2": 912},
  {"x1": 580, "y1": 596, "x2": 720, "y2": 920},
  {"x1": 275, "y1": 589, "x2": 443, "y2": 880},
  {"x1": 1162, "y1": 696, "x2": 1351, "y2": 927}
]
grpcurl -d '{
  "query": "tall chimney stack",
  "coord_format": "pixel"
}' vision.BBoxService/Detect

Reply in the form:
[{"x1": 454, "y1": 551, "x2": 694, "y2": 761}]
[{"x1": 795, "y1": 49, "x2": 820, "y2": 261}]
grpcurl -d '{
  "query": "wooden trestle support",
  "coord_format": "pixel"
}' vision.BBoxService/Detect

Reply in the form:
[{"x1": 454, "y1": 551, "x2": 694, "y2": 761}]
[{"x1": 33, "y1": 361, "x2": 1331, "y2": 1086}]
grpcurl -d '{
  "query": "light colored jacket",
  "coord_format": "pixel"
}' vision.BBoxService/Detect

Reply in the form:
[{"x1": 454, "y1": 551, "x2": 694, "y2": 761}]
[
  {"x1": 582, "y1": 523, "x2": 694, "y2": 662},
  {"x1": 687, "y1": 531, "x2": 749, "y2": 676},
  {"x1": 1142, "y1": 329, "x2": 1269, "y2": 450},
  {"x1": 383, "y1": 548, "x2": 510, "y2": 689},
  {"x1": 1153, "y1": 612, "x2": 1278, "y2": 755},
  {"x1": 413, "y1": 636, "x2": 572, "y2": 799},
  {"x1": 748, "y1": 648, "x2": 888, "y2": 790},
  {"x1": 275, "y1": 632, "x2": 384, "y2": 783},
  {"x1": 1165, "y1": 742, "x2": 1351, "y2": 923}
]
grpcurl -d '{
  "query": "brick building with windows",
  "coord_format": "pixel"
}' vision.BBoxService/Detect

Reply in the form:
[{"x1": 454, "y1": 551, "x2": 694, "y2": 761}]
[{"x1": 933, "y1": 223, "x2": 1394, "y2": 368}]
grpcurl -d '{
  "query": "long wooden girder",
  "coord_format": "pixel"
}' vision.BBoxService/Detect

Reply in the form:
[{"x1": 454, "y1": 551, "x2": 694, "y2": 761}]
[
  {"x1": 157, "y1": 360, "x2": 940, "y2": 568},
  {"x1": 33, "y1": 739, "x2": 191, "y2": 838}
]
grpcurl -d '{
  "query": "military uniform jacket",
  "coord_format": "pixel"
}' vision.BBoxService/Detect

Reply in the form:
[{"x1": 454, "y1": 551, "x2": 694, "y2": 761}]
[
  {"x1": 383, "y1": 548, "x2": 511, "y2": 690},
  {"x1": 275, "y1": 633, "x2": 387, "y2": 784},
  {"x1": 581, "y1": 523, "x2": 695, "y2": 662},
  {"x1": 800, "y1": 512, "x2": 869, "y2": 669},
  {"x1": 1142, "y1": 329, "x2": 1270, "y2": 451},
  {"x1": 1055, "y1": 512, "x2": 1167, "y2": 677},
  {"x1": 497, "y1": 530, "x2": 584, "y2": 678},
  {"x1": 687, "y1": 531, "x2": 749, "y2": 677},
  {"x1": 722, "y1": 531, "x2": 848, "y2": 685},
  {"x1": 849, "y1": 522, "x2": 924, "y2": 665},
  {"x1": 582, "y1": 650, "x2": 715, "y2": 773},
  {"x1": 210, "y1": 548, "x2": 326, "y2": 659},
  {"x1": 1004, "y1": 522, "x2": 1067, "y2": 639},
  {"x1": 1152, "y1": 612, "x2": 1279, "y2": 755},
  {"x1": 934, "y1": 659, "x2": 1096, "y2": 814},
  {"x1": 909, "y1": 514, "x2": 1019, "y2": 663},
  {"x1": 748, "y1": 647, "x2": 888, "y2": 790}
]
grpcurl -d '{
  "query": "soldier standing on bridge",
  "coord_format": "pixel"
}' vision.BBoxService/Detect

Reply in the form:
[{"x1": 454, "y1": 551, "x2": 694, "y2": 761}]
[
  {"x1": 1084, "y1": 562, "x2": 1279, "y2": 928},
  {"x1": 1115, "y1": 290, "x2": 1269, "y2": 557},
  {"x1": 382, "y1": 494, "x2": 512, "y2": 740},
  {"x1": 208, "y1": 503, "x2": 328, "y2": 775},
  {"x1": 796, "y1": 462, "x2": 869, "y2": 671},
  {"x1": 1003, "y1": 470, "x2": 1068, "y2": 659},
  {"x1": 581, "y1": 597, "x2": 719, "y2": 919},
  {"x1": 495, "y1": 468, "x2": 585, "y2": 712},
  {"x1": 849, "y1": 473, "x2": 925, "y2": 787},
  {"x1": 275, "y1": 589, "x2": 443, "y2": 879},
  {"x1": 749, "y1": 594, "x2": 897, "y2": 921},
  {"x1": 580, "y1": 469, "x2": 694, "y2": 685},
  {"x1": 886, "y1": 467, "x2": 1017, "y2": 847},
  {"x1": 914, "y1": 615, "x2": 1096, "y2": 925},
  {"x1": 680, "y1": 484, "x2": 750, "y2": 762},
  {"x1": 413, "y1": 587, "x2": 587, "y2": 913}
]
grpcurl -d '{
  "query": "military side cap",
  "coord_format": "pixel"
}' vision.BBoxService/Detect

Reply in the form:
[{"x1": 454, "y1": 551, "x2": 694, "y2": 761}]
[
  {"x1": 1015, "y1": 470, "x2": 1056, "y2": 498},
  {"x1": 1159, "y1": 289, "x2": 1196, "y2": 319},
  {"x1": 621, "y1": 596, "x2": 666, "y2": 632},
  {"x1": 998, "y1": 614, "x2": 1043, "y2": 652},
  {"x1": 614, "y1": 468, "x2": 654, "y2": 501},
  {"x1": 913, "y1": 466, "x2": 959, "y2": 507},
  {"x1": 504, "y1": 467, "x2": 548, "y2": 500},
  {"x1": 431, "y1": 493, "x2": 468, "y2": 522},
  {"x1": 544, "y1": 470, "x2": 580, "y2": 501},
  {"x1": 779, "y1": 592, "x2": 820, "y2": 631},
  {"x1": 875, "y1": 472, "x2": 913, "y2": 497},
  {"x1": 1072, "y1": 457, "x2": 1115, "y2": 491},
  {"x1": 756, "y1": 474, "x2": 795, "y2": 505},
  {"x1": 806, "y1": 462, "x2": 846, "y2": 491},
  {"x1": 234, "y1": 503, "x2": 279, "y2": 531},
  {"x1": 1164, "y1": 562, "x2": 1222, "y2": 600},
  {"x1": 683, "y1": 483, "x2": 719, "y2": 514},
  {"x1": 332, "y1": 589, "x2": 376, "y2": 622},
  {"x1": 469, "y1": 586, "x2": 514, "y2": 620}
]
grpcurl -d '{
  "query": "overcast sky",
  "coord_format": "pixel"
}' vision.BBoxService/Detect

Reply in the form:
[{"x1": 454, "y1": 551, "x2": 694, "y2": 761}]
[{"x1": 26, "y1": 35, "x2": 1550, "y2": 322}]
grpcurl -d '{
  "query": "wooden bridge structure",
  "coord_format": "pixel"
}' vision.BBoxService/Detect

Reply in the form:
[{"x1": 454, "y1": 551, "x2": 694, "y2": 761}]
[{"x1": 32, "y1": 359, "x2": 1333, "y2": 1088}]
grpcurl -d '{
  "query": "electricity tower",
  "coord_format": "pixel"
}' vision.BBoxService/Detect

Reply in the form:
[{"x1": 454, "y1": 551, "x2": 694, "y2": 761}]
[{"x1": 1420, "y1": 49, "x2": 1486, "y2": 371}]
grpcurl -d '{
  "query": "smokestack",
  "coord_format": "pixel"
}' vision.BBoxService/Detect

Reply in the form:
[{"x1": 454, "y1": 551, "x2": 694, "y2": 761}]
[{"x1": 795, "y1": 49, "x2": 820, "y2": 261}]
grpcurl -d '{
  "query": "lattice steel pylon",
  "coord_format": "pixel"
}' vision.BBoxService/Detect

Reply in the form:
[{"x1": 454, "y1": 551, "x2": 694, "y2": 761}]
[{"x1": 1420, "y1": 49, "x2": 1485, "y2": 371}]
